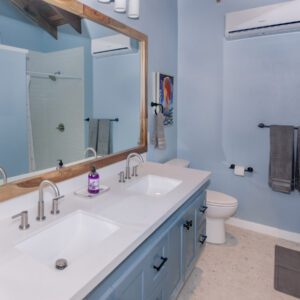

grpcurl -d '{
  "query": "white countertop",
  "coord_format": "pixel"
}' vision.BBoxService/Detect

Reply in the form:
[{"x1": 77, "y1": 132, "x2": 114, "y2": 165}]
[{"x1": 0, "y1": 162, "x2": 210, "y2": 300}]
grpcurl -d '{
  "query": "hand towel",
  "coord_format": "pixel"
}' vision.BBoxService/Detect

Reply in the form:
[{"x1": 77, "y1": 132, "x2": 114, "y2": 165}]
[
  {"x1": 295, "y1": 129, "x2": 300, "y2": 191},
  {"x1": 88, "y1": 119, "x2": 99, "y2": 153},
  {"x1": 151, "y1": 112, "x2": 166, "y2": 150},
  {"x1": 269, "y1": 125, "x2": 294, "y2": 193},
  {"x1": 97, "y1": 119, "x2": 112, "y2": 156}
]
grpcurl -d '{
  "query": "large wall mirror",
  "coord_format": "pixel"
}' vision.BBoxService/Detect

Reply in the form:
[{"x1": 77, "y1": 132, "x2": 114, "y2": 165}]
[{"x1": 0, "y1": 0, "x2": 148, "y2": 201}]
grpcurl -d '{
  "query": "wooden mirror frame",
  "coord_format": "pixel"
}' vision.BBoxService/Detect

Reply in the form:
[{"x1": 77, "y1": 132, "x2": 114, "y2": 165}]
[{"x1": 0, "y1": 0, "x2": 148, "y2": 202}]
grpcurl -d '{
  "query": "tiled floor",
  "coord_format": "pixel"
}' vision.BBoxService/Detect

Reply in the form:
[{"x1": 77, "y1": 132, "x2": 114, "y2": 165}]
[{"x1": 177, "y1": 225, "x2": 300, "y2": 300}]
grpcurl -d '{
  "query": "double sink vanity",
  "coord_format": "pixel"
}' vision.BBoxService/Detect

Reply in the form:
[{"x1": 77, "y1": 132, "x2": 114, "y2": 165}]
[
  {"x1": 0, "y1": 1, "x2": 210, "y2": 299},
  {"x1": 0, "y1": 161, "x2": 210, "y2": 300}
]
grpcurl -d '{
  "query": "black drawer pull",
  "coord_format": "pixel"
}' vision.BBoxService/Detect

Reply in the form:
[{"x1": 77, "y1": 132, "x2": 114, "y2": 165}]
[
  {"x1": 199, "y1": 205, "x2": 208, "y2": 214},
  {"x1": 199, "y1": 234, "x2": 207, "y2": 245},
  {"x1": 183, "y1": 220, "x2": 193, "y2": 230},
  {"x1": 153, "y1": 256, "x2": 168, "y2": 272}
]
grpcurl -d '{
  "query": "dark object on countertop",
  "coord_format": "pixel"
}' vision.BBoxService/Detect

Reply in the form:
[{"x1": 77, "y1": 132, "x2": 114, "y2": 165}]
[
  {"x1": 274, "y1": 245, "x2": 300, "y2": 298},
  {"x1": 57, "y1": 159, "x2": 63, "y2": 169},
  {"x1": 296, "y1": 129, "x2": 300, "y2": 191},
  {"x1": 269, "y1": 125, "x2": 294, "y2": 193}
]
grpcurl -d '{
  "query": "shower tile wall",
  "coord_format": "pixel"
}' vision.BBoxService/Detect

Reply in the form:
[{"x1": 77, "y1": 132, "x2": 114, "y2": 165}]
[{"x1": 28, "y1": 47, "x2": 85, "y2": 170}]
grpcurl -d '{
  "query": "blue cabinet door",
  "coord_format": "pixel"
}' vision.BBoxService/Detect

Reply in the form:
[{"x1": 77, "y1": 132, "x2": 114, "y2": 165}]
[
  {"x1": 182, "y1": 206, "x2": 196, "y2": 279},
  {"x1": 166, "y1": 219, "x2": 182, "y2": 299},
  {"x1": 113, "y1": 270, "x2": 144, "y2": 300},
  {"x1": 146, "y1": 280, "x2": 167, "y2": 300},
  {"x1": 195, "y1": 191, "x2": 207, "y2": 254},
  {"x1": 143, "y1": 235, "x2": 169, "y2": 298}
]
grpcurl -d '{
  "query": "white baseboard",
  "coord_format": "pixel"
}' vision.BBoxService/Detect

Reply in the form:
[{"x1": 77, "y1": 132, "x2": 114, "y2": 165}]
[{"x1": 226, "y1": 217, "x2": 300, "y2": 244}]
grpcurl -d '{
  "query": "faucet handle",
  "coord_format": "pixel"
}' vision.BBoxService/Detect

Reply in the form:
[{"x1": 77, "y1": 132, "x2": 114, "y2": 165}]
[
  {"x1": 119, "y1": 171, "x2": 125, "y2": 183},
  {"x1": 132, "y1": 165, "x2": 138, "y2": 177},
  {"x1": 12, "y1": 210, "x2": 30, "y2": 230},
  {"x1": 51, "y1": 195, "x2": 64, "y2": 215},
  {"x1": 53, "y1": 195, "x2": 64, "y2": 201}
]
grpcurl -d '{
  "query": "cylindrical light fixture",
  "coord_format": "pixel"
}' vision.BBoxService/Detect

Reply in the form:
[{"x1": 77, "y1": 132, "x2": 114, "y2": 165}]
[
  {"x1": 98, "y1": 0, "x2": 111, "y2": 3},
  {"x1": 114, "y1": 0, "x2": 126, "y2": 12},
  {"x1": 128, "y1": 0, "x2": 140, "y2": 19}
]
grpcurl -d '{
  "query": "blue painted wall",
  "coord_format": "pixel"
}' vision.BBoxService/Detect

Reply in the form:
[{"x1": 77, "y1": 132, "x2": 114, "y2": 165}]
[
  {"x1": 0, "y1": 49, "x2": 28, "y2": 177},
  {"x1": 82, "y1": 0, "x2": 178, "y2": 163},
  {"x1": 178, "y1": 0, "x2": 300, "y2": 233},
  {"x1": 0, "y1": 16, "x2": 43, "y2": 51}
]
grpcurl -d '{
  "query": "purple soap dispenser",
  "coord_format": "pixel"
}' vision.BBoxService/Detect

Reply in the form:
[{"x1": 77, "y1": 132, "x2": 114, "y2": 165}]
[{"x1": 88, "y1": 166, "x2": 100, "y2": 194}]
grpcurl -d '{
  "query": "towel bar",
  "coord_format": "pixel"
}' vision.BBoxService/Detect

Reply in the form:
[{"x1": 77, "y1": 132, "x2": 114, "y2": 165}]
[
  {"x1": 258, "y1": 123, "x2": 298, "y2": 130},
  {"x1": 85, "y1": 118, "x2": 119, "y2": 122}
]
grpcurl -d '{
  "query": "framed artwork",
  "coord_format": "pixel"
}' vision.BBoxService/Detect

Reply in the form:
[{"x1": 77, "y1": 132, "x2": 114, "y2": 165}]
[{"x1": 155, "y1": 72, "x2": 174, "y2": 125}]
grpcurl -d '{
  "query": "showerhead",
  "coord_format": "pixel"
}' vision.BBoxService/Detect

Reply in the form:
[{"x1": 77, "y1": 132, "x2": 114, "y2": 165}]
[
  {"x1": 48, "y1": 71, "x2": 61, "y2": 81},
  {"x1": 48, "y1": 75, "x2": 57, "y2": 81}
]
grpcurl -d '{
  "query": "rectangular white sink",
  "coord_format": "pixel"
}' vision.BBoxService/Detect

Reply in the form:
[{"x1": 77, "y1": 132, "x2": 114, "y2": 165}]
[
  {"x1": 127, "y1": 175, "x2": 182, "y2": 196},
  {"x1": 15, "y1": 210, "x2": 119, "y2": 268}
]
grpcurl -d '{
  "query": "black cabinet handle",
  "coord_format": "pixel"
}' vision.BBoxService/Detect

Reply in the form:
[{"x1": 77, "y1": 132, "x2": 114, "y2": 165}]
[
  {"x1": 199, "y1": 234, "x2": 207, "y2": 245},
  {"x1": 199, "y1": 205, "x2": 208, "y2": 214},
  {"x1": 153, "y1": 256, "x2": 168, "y2": 272},
  {"x1": 183, "y1": 220, "x2": 193, "y2": 230}
]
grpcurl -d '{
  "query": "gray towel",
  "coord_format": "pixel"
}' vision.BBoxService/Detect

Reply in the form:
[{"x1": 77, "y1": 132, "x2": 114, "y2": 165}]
[
  {"x1": 88, "y1": 119, "x2": 99, "y2": 153},
  {"x1": 151, "y1": 112, "x2": 166, "y2": 150},
  {"x1": 269, "y1": 125, "x2": 294, "y2": 193},
  {"x1": 296, "y1": 129, "x2": 300, "y2": 191},
  {"x1": 97, "y1": 119, "x2": 112, "y2": 156}
]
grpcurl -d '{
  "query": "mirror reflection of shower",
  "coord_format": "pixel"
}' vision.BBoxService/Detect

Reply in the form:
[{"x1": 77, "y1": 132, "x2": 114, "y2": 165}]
[{"x1": 26, "y1": 47, "x2": 84, "y2": 172}]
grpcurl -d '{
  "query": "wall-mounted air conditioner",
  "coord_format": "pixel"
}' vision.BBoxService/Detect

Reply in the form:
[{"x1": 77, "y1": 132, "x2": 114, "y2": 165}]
[
  {"x1": 225, "y1": 0, "x2": 300, "y2": 40},
  {"x1": 91, "y1": 34, "x2": 136, "y2": 57}
]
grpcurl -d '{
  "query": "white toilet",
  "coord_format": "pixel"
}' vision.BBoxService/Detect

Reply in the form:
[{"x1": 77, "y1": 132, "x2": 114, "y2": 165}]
[
  {"x1": 165, "y1": 159, "x2": 238, "y2": 244},
  {"x1": 205, "y1": 190, "x2": 238, "y2": 244}
]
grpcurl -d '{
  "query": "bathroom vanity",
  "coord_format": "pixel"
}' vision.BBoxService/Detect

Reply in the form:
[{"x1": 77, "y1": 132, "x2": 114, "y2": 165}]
[
  {"x1": 0, "y1": 162, "x2": 210, "y2": 299},
  {"x1": 87, "y1": 178, "x2": 208, "y2": 300}
]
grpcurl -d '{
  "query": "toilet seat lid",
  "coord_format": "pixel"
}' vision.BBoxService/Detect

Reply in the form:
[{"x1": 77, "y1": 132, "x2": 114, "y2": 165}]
[{"x1": 206, "y1": 190, "x2": 238, "y2": 207}]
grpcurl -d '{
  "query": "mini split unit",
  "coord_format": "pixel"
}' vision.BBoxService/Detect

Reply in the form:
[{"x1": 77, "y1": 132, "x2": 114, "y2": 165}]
[
  {"x1": 91, "y1": 34, "x2": 138, "y2": 57},
  {"x1": 225, "y1": 0, "x2": 300, "y2": 39}
]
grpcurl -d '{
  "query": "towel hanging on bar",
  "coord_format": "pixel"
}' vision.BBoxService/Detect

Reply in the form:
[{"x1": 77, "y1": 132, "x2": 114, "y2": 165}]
[{"x1": 269, "y1": 125, "x2": 295, "y2": 193}]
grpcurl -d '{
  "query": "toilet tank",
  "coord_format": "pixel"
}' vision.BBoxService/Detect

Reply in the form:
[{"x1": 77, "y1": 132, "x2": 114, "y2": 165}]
[{"x1": 165, "y1": 159, "x2": 190, "y2": 168}]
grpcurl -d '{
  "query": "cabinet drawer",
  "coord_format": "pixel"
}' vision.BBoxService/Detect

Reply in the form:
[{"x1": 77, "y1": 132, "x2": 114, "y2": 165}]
[{"x1": 143, "y1": 235, "x2": 169, "y2": 297}]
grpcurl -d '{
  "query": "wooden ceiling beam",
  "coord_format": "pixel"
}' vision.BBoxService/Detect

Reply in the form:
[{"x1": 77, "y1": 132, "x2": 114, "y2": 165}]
[
  {"x1": 10, "y1": 0, "x2": 58, "y2": 39},
  {"x1": 51, "y1": 6, "x2": 82, "y2": 34}
]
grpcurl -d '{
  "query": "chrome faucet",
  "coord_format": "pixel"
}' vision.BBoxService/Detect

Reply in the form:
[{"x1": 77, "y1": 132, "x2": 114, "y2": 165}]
[
  {"x1": 37, "y1": 180, "x2": 63, "y2": 221},
  {"x1": 0, "y1": 167, "x2": 7, "y2": 185},
  {"x1": 125, "y1": 153, "x2": 144, "y2": 180},
  {"x1": 84, "y1": 147, "x2": 97, "y2": 159}
]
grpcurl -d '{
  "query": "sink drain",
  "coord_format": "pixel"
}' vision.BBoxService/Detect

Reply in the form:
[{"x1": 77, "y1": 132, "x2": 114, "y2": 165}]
[{"x1": 55, "y1": 258, "x2": 68, "y2": 270}]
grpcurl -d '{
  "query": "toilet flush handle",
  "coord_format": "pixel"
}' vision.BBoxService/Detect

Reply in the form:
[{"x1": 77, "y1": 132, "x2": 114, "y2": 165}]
[
  {"x1": 199, "y1": 234, "x2": 207, "y2": 245},
  {"x1": 199, "y1": 205, "x2": 208, "y2": 214}
]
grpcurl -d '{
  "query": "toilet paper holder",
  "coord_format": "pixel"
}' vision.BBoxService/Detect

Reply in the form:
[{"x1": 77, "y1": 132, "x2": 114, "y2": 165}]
[{"x1": 229, "y1": 164, "x2": 254, "y2": 173}]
